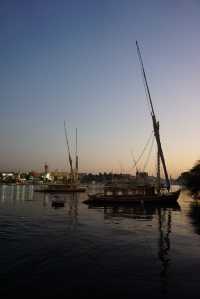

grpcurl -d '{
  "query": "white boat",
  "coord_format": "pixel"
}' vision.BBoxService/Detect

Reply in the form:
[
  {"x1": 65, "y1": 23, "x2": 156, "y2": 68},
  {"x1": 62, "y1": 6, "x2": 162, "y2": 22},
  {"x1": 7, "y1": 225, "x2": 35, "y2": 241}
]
[{"x1": 36, "y1": 125, "x2": 86, "y2": 193}]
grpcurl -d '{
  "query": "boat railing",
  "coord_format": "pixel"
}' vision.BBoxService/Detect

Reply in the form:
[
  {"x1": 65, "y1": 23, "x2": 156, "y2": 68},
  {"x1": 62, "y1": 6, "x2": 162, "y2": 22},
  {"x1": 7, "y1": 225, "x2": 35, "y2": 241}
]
[{"x1": 102, "y1": 185, "x2": 155, "y2": 197}]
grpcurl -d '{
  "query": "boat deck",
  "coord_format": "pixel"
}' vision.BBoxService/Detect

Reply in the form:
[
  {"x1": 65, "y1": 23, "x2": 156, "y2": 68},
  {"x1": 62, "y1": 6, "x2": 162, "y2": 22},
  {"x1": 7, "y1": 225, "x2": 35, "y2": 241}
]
[
  {"x1": 84, "y1": 190, "x2": 180, "y2": 206},
  {"x1": 36, "y1": 187, "x2": 86, "y2": 193}
]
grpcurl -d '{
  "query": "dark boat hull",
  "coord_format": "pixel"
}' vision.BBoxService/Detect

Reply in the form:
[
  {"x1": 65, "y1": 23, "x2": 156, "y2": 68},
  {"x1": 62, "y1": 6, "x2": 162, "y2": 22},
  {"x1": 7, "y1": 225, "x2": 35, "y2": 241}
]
[
  {"x1": 51, "y1": 200, "x2": 65, "y2": 208},
  {"x1": 84, "y1": 190, "x2": 180, "y2": 206},
  {"x1": 35, "y1": 187, "x2": 86, "y2": 193}
]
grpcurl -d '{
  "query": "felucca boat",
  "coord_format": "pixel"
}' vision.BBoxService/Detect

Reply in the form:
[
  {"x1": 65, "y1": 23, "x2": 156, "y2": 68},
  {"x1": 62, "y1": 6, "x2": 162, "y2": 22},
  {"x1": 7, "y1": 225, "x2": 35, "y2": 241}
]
[
  {"x1": 36, "y1": 125, "x2": 86, "y2": 193},
  {"x1": 84, "y1": 41, "x2": 180, "y2": 206}
]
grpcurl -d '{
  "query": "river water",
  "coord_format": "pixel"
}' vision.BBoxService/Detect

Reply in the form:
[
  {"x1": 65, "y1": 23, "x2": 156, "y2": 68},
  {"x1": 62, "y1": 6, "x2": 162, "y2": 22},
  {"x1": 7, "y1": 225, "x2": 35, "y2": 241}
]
[{"x1": 0, "y1": 185, "x2": 199, "y2": 298}]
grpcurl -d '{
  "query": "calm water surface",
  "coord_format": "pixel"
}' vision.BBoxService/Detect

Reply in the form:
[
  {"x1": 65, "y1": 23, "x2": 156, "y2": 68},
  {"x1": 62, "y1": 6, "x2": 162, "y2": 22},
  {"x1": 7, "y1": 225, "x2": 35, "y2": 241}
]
[{"x1": 0, "y1": 185, "x2": 200, "y2": 298}]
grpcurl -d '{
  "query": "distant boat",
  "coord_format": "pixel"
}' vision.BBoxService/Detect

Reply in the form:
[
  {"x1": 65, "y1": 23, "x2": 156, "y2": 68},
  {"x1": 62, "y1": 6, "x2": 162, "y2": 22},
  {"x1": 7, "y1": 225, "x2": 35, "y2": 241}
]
[
  {"x1": 36, "y1": 124, "x2": 86, "y2": 193},
  {"x1": 84, "y1": 41, "x2": 180, "y2": 206},
  {"x1": 39, "y1": 183, "x2": 86, "y2": 193},
  {"x1": 51, "y1": 196, "x2": 65, "y2": 208}
]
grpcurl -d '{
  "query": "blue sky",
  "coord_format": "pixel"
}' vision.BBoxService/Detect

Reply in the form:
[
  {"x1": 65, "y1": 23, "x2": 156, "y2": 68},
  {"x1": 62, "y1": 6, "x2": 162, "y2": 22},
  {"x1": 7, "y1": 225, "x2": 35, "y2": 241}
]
[{"x1": 0, "y1": 0, "x2": 200, "y2": 177}]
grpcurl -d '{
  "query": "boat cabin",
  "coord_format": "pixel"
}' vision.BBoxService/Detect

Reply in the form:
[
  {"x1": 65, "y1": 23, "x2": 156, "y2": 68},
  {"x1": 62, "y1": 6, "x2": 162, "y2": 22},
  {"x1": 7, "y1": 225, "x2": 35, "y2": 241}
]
[{"x1": 103, "y1": 185, "x2": 155, "y2": 197}]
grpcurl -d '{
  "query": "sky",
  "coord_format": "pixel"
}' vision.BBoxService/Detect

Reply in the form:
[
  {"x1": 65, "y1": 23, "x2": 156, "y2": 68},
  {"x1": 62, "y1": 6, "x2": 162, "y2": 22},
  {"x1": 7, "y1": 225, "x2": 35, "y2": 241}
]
[{"x1": 0, "y1": 0, "x2": 200, "y2": 177}]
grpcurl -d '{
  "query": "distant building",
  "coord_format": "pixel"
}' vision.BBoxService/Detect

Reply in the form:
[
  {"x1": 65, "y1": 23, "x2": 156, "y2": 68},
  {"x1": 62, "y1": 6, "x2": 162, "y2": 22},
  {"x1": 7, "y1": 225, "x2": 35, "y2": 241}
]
[
  {"x1": 2, "y1": 173, "x2": 14, "y2": 178},
  {"x1": 44, "y1": 163, "x2": 49, "y2": 174},
  {"x1": 42, "y1": 163, "x2": 52, "y2": 181}
]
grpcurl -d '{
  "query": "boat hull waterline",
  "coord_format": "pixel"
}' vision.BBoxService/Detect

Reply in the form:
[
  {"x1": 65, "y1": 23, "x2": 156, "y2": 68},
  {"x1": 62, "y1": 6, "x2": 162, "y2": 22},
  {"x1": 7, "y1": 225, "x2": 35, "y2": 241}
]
[
  {"x1": 35, "y1": 186, "x2": 86, "y2": 193},
  {"x1": 84, "y1": 190, "x2": 180, "y2": 206}
]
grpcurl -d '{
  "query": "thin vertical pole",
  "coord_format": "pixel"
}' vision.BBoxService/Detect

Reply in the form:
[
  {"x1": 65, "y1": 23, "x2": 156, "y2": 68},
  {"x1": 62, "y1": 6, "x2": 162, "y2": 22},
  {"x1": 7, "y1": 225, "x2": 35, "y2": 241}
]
[{"x1": 75, "y1": 128, "x2": 78, "y2": 183}]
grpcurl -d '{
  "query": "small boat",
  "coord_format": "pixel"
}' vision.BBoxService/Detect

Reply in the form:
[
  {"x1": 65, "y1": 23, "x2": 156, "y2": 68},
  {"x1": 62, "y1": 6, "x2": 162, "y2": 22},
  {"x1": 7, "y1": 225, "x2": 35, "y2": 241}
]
[
  {"x1": 37, "y1": 183, "x2": 86, "y2": 193},
  {"x1": 51, "y1": 197, "x2": 65, "y2": 208},
  {"x1": 84, "y1": 41, "x2": 180, "y2": 206}
]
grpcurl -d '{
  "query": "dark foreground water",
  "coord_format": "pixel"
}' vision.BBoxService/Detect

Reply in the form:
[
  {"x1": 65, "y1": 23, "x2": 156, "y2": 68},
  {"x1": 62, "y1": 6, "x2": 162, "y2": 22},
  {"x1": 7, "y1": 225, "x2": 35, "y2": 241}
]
[{"x1": 0, "y1": 185, "x2": 200, "y2": 298}]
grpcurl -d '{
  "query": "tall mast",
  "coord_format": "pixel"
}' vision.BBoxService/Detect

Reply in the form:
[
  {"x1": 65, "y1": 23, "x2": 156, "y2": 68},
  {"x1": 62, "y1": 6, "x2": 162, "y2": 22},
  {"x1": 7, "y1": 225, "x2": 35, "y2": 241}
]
[
  {"x1": 136, "y1": 41, "x2": 170, "y2": 192},
  {"x1": 64, "y1": 121, "x2": 74, "y2": 181},
  {"x1": 75, "y1": 128, "x2": 78, "y2": 182}
]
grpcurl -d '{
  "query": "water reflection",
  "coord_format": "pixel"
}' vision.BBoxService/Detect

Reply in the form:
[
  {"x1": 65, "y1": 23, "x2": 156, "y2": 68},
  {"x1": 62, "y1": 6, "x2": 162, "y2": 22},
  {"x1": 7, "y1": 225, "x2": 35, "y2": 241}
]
[
  {"x1": 2, "y1": 187, "x2": 200, "y2": 297},
  {"x1": 42, "y1": 193, "x2": 50, "y2": 207},
  {"x1": 0, "y1": 185, "x2": 35, "y2": 202},
  {"x1": 188, "y1": 201, "x2": 200, "y2": 235},
  {"x1": 100, "y1": 203, "x2": 180, "y2": 222},
  {"x1": 90, "y1": 203, "x2": 180, "y2": 294},
  {"x1": 157, "y1": 208, "x2": 172, "y2": 295},
  {"x1": 158, "y1": 209, "x2": 171, "y2": 278},
  {"x1": 0, "y1": 185, "x2": 7, "y2": 202},
  {"x1": 67, "y1": 193, "x2": 79, "y2": 228},
  {"x1": 50, "y1": 193, "x2": 79, "y2": 229}
]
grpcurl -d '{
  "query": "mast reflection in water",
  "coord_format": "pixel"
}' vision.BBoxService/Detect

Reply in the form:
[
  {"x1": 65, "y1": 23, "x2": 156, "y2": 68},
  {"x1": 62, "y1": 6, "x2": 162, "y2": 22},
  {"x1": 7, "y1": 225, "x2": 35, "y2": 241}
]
[
  {"x1": 1, "y1": 186, "x2": 200, "y2": 298},
  {"x1": 94, "y1": 203, "x2": 180, "y2": 295}
]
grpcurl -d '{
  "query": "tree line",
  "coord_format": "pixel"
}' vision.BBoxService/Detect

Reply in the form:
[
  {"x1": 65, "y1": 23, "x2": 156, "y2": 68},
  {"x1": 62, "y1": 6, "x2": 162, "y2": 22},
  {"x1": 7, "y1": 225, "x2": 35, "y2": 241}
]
[{"x1": 178, "y1": 160, "x2": 200, "y2": 195}]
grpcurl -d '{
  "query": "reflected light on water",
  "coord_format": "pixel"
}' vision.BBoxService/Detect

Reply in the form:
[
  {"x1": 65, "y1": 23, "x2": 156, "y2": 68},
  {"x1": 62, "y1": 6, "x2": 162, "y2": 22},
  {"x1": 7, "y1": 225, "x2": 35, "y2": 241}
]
[{"x1": 0, "y1": 186, "x2": 200, "y2": 298}]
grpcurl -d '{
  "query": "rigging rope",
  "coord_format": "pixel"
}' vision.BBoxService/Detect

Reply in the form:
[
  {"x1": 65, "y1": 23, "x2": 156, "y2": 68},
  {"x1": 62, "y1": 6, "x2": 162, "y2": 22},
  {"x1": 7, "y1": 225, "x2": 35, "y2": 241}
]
[
  {"x1": 130, "y1": 149, "x2": 138, "y2": 172},
  {"x1": 142, "y1": 135, "x2": 155, "y2": 172},
  {"x1": 133, "y1": 130, "x2": 154, "y2": 169}
]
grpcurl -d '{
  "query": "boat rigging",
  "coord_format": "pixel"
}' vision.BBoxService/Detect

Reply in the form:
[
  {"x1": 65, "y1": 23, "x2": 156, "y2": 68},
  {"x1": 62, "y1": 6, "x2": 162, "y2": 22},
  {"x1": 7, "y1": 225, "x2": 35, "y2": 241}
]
[
  {"x1": 64, "y1": 121, "x2": 74, "y2": 182},
  {"x1": 83, "y1": 41, "x2": 180, "y2": 206},
  {"x1": 75, "y1": 127, "x2": 79, "y2": 183},
  {"x1": 136, "y1": 41, "x2": 170, "y2": 192},
  {"x1": 35, "y1": 123, "x2": 86, "y2": 193}
]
